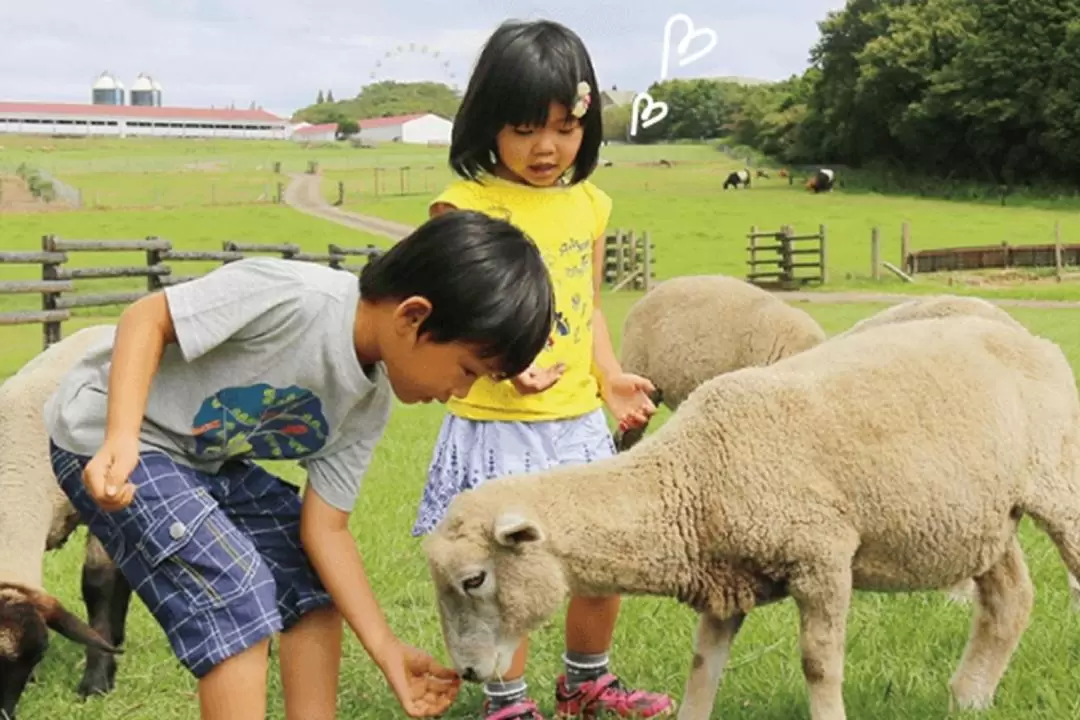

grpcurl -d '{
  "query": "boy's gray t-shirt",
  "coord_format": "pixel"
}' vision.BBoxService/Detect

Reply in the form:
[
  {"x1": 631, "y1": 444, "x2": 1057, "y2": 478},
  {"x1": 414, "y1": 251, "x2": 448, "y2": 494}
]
[{"x1": 44, "y1": 256, "x2": 392, "y2": 513}]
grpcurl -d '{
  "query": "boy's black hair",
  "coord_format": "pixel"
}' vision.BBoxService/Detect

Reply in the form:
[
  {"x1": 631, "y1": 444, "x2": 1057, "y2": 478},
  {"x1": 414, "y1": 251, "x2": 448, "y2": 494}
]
[
  {"x1": 449, "y1": 18, "x2": 603, "y2": 185},
  {"x1": 358, "y1": 209, "x2": 554, "y2": 378}
]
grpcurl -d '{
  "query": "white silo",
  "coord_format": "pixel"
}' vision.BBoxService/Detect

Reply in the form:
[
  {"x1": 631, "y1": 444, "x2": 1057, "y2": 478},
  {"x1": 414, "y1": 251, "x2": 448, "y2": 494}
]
[
  {"x1": 130, "y1": 73, "x2": 162, "y2": 107},
  {"x1": 91, "y1": 70, "x2": 125, "y2": 105}
]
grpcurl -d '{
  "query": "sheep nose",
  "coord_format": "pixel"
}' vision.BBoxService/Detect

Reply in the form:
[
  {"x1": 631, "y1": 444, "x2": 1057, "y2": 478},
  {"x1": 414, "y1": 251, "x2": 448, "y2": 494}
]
[{"x1": 462, "y1": 667, "x2": 478, "y2": 682}]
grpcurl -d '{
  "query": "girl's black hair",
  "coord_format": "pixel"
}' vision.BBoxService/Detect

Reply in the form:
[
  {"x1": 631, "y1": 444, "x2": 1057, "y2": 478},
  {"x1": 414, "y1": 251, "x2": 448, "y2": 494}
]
[
  {"x1": 358, "y1": 209, "x2": 554, "y2": 378},
  {"x1": 449, "y1": 18, "x2": 603, "y2": 185}
]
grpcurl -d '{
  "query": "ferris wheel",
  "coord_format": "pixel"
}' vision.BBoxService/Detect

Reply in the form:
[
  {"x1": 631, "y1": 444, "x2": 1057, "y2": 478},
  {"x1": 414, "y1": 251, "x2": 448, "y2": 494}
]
[{"x1": 368, "y1": 43, "x2": 459, "y2": 90}]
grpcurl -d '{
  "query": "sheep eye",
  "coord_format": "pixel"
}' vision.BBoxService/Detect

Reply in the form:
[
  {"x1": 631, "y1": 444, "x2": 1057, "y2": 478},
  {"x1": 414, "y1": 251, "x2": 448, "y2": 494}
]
[{"x1": 462, "y1": 571, "x2": 486, "y2": 592}]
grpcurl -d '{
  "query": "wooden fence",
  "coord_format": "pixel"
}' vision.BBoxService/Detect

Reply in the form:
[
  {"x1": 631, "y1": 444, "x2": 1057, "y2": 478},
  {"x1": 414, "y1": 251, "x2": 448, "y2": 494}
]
[
  {"x1": 0, "y1": 235, "x2": 383, "y2": 349},
  {"x1": 746, "y1": 224, "x2": 827, "y2": 290},
  {"x1": 888, "y1": 219, "x2": 1074, "y2": 279},
  {"x1": 603, "y1": 230, "x2": 654, "y2": 292}
]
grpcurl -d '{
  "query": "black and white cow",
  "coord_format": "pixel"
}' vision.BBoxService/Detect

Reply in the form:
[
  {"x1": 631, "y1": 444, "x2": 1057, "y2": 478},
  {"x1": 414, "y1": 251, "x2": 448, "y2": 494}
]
[
  {"x1": 806, "y1": 168, "x2": 836, "y2": 193},
  {"x1": 723, "y1": 168, "x2": 751, "y2": 189}
]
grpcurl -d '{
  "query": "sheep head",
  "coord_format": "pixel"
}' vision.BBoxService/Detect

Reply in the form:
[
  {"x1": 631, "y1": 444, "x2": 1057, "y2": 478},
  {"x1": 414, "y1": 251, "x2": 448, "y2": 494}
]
[
  {"x1": 0, "y1": 583, "x2": 120, "y2": 719},
  {"x1": 423, "y1": 502, "x2": 568, "y2": 683}
]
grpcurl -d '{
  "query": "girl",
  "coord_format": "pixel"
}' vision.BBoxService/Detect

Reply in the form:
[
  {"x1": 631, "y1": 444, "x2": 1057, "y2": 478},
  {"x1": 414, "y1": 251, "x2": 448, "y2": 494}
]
[{"x1": 412, "y1": 18, "x2": 675, "y2": 720}]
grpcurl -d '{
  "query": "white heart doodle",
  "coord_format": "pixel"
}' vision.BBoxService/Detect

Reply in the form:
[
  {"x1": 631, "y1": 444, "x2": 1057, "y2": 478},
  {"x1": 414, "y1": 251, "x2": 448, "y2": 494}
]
[
  {"x1": 629, "y1": 92, "x2": 669, "y2": 136},
  {"x1": 660, "y1": 13, "x2": 718, "y2": 81}
]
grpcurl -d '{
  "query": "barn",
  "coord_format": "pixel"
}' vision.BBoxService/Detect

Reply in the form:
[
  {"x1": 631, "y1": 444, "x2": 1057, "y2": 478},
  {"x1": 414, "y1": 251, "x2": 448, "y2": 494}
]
[
  {"x1": 358, "y1": 113, "x2": 452, "y2": 144},
  {"x1": 0, "y1": 101, "x2": 288, "y2": 140},
  {"x1": 290, "y1": 122, "x2": 339, "y2": 144}
]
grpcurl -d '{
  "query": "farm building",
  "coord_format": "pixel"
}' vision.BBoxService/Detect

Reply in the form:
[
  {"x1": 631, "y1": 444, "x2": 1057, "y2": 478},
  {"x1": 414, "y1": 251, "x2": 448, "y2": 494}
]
[
  {"x1": 290, "y1": 122, "x2": 340, "y2": 143},
  {"x1": 0, "y1": 101, "x2": 288, "y2": 140},
  {"x1": 357, "y1": 113, "x2": 452, "y2": 144}
]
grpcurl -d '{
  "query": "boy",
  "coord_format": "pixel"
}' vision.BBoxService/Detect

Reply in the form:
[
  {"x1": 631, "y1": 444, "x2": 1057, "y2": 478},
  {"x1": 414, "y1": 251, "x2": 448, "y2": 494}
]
[{"x1": 44, "y1": 210, "x2": 555, "y2": 720}]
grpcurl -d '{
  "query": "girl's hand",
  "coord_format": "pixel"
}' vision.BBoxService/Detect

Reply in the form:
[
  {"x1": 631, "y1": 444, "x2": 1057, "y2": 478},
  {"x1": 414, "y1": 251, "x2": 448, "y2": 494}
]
[
  {"x1": 511, "y1": 362, "x2": 566, "y2": 395},
  {"x1": 376, "y1": 638, "x2": 461, "y2": 717},
  {"x1": 602, "y1": 373, "x2": 657, "y2": 432},
  {"x1": 82, "y1": 435, "x2": 140, "y2": 512}
]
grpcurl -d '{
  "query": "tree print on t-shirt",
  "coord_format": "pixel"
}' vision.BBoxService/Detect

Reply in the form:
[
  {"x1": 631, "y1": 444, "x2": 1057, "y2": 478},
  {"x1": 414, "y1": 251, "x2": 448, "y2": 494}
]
[{"x1": 190, "y1": 383, "x2": 330, "y2": 460}]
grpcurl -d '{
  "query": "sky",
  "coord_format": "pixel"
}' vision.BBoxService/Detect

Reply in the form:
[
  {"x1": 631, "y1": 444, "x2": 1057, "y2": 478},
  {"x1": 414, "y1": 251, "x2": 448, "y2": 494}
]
[{"x1": 0, "y1": 0, "x2": 848, "y2": 119}]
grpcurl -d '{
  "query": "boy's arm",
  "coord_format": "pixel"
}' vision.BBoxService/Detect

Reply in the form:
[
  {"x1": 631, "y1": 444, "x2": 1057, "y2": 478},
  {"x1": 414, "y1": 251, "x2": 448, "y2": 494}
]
[{"x1": 299, "y1": 484, "x2": 396, "y2": 663}]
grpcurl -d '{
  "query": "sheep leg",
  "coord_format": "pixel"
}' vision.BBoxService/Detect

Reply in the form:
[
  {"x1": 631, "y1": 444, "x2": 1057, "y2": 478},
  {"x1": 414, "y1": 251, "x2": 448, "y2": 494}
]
[
  {"x1": 948, "y1": 536, "x2": 1033, "y2": 711},
  {"x1": 791, "y1": 566, "x2": 853, "y2": 720},
  {"x1": 676, "y1": 612, "x2": 745, "y2": 720},
  {"x1": 945, "y1": 578, "x2": 976, "y2": 605},
  {"x1": 77, "y1": 536, "x2": 132, "y2": 699}
]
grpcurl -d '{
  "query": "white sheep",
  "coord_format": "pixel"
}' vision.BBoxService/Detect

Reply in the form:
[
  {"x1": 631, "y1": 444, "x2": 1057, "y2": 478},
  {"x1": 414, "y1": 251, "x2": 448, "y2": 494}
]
[
  {"x1": 615, "y1": 274, "x2": 826, "y2": 450},
  {"x1": 424, "y1": 314, "x2": 1080, "y2": 720},
  {"x1": 837, "y1": 294, "x2": 1027, "y2": 338},
  {"x1": 832, "y1": 294, "x2": 1075, "y2": 605},
  {"x1": 0, "y1": 325, "x2": 128, "y2": 719}
]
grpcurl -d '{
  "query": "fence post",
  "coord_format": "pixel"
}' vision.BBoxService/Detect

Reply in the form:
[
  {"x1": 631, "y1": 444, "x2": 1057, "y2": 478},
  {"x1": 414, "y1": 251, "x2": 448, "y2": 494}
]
[
  {"x1": 871, "y1": 227, "x2": 881, "y2": 280},
  {"x1": 642, "y1": 231, "x2": 653, "y2": 292},
  {"x1": 1055, "y1": 220, "x2": 1063, "y2": 281},
  {"x1": 40, "y1": 234, "x2": 62, "y2": 347},
  {"x1": 336, "y1": 181, "x2": 344, "y2": 206},
  {"x1": 146, "y1": 235, "x2": 165, "y2": 291},
  {"x1": 749, "y1": 225, "x2": 758, "y2": 278},
  {"x1": 900, "y1": 221, "x2": 910, "y2": 269},
  {"x1": 819, "y1": 224, "x2": 828, "y2": 284},
  {"x1": 780, "y1": 225, "x2": 794, "y2": 289}
]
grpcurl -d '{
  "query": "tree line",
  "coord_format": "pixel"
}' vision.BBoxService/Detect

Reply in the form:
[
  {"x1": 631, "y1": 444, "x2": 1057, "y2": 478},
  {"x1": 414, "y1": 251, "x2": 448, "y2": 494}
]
[{"x1": 604, "y1": 0, "x2": 1080, "y2": 191}]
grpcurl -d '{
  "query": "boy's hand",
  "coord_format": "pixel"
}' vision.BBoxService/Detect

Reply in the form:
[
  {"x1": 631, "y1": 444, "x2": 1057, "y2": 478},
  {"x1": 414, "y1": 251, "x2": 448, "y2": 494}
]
[
  {"x1": 511, "y1": 362, "x2": 565, "y2": 395},
  {"x1": 82, "y1": 435, "x2": 140, "y2": 512},
  {"x1": 377, "y1": 638, "x2": 461, "y2": 717},
  {"x1": 602, "y1": 372, "x2": 657, "y2": 433}
]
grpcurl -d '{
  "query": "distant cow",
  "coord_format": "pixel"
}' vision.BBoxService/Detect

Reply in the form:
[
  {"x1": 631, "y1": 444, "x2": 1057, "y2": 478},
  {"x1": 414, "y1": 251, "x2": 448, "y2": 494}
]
[
  {"x1": 723, "y1": 168, "x2": 751, "y2": 189},
  {"x1": 755, "y1": 169, "x2": 770, "y2": 179},
  {"x1": 806, "y1": 168, "x2": 836, "y2": 193}
]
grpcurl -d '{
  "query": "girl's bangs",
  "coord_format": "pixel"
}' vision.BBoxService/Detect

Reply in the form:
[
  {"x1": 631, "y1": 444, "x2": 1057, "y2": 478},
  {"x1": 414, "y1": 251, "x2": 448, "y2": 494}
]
[{"x1": 494, "y1": 58, "x2": 583, "y2": 127}]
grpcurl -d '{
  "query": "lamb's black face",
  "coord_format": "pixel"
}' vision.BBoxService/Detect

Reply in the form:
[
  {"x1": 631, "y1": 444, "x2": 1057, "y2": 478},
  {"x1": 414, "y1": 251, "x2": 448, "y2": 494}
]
[{"x1": 0, "y1": 600, "x2": 49, "y2": 720}]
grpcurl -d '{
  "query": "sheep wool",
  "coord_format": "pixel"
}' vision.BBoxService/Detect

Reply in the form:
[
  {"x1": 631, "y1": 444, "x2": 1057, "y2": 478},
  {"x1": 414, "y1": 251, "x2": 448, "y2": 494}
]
[
  {"x1": 616, "y1": 274, "x2": 826, "y2": 450},
  {"x1": 0, "y1": 325, "x2": 121, "y2": 719},
  {"x1": 424, "y1": 314, "x2": 1080, "y2": 720}
]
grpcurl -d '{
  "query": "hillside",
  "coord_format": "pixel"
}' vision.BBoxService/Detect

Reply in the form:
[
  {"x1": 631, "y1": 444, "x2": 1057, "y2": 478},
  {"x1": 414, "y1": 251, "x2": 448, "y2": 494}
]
[{"x1": 291, "y1": 80, "x2": 461, "y2": 124}]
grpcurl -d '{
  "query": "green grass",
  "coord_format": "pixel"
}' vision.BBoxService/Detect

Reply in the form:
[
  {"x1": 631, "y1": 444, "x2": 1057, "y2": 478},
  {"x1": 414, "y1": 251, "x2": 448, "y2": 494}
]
[
  {"x1": 337, "y1": 158, "x2": 1080, "y2": 302},
  {"x1": 11, "y1": 300, "x2": 1080, "y2": 720},
  {"x1": 6, "y1": 136, "x2": 1080, "y2": 717}
]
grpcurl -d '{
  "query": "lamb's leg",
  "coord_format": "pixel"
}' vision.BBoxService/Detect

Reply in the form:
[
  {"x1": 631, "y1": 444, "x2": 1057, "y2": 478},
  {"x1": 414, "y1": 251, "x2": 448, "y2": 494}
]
[
  {"x1": 791, "y1": 566, "x2": 853, "y2": 720},
  {"x1": 949, "y1": 536, "x2": 1033, "y2": 710},
  {"x1": 77, "y1": 535, "x2": 132, "y2": 699},
  {"x1": 676, "y1": 612, "x2": 745, "y2": 720},
  {"x1": 1068, "y1": 572, "x2": 1080, "y2": 611}
]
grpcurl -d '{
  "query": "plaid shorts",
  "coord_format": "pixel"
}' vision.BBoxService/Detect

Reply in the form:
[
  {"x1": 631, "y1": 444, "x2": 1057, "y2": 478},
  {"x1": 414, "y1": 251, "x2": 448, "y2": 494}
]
[{"x1": 49, "y1": 440, "x2": 334, "y2": 679}]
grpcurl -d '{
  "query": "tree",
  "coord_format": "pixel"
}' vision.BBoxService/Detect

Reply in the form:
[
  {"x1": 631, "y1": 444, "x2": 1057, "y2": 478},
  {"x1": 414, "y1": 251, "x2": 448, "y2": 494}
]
[
  {"x1": 326, "y1": 89, "x2": 335, "y2": 103},
  {"x1": 316, "y1": 90, "x2": 325, "y2": 104}
]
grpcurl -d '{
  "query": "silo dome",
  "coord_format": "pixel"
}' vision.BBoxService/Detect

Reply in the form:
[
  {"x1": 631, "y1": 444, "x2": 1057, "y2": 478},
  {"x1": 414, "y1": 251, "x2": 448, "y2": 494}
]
[
  {"x1": 130, "y1": 73, "x2": 162, "y2": 107},
  {"x1": 91, "y1": 71, "x2": 125, "y2": 105}
]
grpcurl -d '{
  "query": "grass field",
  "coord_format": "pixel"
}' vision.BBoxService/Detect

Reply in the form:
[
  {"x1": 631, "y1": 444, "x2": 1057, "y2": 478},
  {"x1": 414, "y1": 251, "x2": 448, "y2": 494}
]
[
  {"x1": 10, "y1": 300, "x2": 1080, "y2": 720},
  {"x1": 5, "y1": 136, "x2": 1080, "y2": 719}
]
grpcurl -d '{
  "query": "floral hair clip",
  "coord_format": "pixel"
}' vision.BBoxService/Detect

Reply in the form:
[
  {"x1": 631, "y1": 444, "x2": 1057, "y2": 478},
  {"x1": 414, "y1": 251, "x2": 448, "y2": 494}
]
[{"x1": 571, "y1": 81, "x2": 591, "y2": 118}]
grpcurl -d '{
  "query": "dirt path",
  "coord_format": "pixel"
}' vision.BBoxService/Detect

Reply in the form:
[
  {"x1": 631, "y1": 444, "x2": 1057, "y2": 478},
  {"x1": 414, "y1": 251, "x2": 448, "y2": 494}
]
[
  {"x1": 282, "y1": 174, "x2": 1080, "y2": 309},
  {"x1": 283, "y1": 173, "x2": 413, "y2": 240}
]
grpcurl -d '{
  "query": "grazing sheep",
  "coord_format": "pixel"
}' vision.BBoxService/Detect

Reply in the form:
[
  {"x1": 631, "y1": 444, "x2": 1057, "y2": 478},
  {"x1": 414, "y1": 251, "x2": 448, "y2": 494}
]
[
  {"x1": 424, "y1": 314, "x2": 1080, "y2": 720},
  {"x1": 614, "y1": 275, "x2": 826, "y2": 450},
  {"x1": 722, "y1": 169, "x2": 751, "y2": 189},
  {"x1": 838, "y1": 294, "x2": 1026, "y2": 338},
  {"x1": 1, "y1": 326, "x2": 131, "y2": 719}
]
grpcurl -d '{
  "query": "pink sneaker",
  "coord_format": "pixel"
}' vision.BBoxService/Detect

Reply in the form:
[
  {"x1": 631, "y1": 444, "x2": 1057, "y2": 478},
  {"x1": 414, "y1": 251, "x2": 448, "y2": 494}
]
[
  {"x1": 554, "y1": 673, "x2": 675, "y2": 718},
  {"x1": 484, "y1": 697, "x2": 547, "y2": 719}
]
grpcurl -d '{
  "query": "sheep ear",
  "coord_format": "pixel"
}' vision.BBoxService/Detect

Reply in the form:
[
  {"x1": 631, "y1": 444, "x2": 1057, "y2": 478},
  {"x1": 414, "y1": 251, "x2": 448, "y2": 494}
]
[{"x1": 493, "y1": 512, "x2": 545, "y2": 547}]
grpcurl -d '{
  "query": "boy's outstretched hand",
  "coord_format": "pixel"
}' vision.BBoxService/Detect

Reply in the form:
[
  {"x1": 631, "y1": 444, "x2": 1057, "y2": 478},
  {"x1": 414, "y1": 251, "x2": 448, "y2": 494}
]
[{"x1": 379, "y1": 639, "x2": 461, "y2": 717}]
